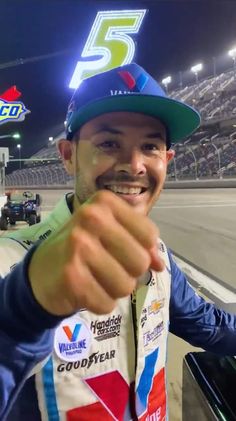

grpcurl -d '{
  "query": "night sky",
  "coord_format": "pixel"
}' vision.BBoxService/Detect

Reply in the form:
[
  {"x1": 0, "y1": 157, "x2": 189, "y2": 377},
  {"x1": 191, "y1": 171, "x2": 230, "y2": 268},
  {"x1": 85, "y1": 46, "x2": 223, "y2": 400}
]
[{"x1": 1, "y1": 0, "x2": 236, "y2": 157}]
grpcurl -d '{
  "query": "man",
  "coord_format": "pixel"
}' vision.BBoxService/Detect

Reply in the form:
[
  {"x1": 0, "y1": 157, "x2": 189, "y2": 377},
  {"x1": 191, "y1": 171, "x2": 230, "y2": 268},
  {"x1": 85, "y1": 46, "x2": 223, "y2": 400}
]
[{"x1": 1, "y1": 63, "x2": 236, "y2": 421}]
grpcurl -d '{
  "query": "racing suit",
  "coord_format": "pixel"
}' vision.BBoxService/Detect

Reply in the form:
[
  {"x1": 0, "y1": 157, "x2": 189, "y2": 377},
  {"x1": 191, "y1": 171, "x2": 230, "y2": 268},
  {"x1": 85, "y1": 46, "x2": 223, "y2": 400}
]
[{"x1": 0, "y1": 193, "x2": 236, "y2": 421}]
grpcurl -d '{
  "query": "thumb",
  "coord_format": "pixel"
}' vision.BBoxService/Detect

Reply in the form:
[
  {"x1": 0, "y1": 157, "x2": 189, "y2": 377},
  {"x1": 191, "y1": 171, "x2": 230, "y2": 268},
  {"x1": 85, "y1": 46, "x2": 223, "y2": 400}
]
[{"x1": 149, "y1": 244, "x2": 165, "y2": 272}]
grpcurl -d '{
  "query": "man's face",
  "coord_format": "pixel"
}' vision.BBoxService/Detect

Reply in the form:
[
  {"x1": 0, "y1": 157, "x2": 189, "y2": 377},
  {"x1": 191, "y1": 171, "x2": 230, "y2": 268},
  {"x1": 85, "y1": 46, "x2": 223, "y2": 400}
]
[{"x1": 59, "y1": 112, "x2": 174, "y2": 215}]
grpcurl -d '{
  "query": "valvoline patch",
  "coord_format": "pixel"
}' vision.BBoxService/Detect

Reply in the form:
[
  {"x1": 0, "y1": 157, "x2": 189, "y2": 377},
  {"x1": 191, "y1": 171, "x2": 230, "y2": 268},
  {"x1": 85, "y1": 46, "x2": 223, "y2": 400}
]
[{"x1": 54, "y1": 316, "x2": 92, "y2": 362}]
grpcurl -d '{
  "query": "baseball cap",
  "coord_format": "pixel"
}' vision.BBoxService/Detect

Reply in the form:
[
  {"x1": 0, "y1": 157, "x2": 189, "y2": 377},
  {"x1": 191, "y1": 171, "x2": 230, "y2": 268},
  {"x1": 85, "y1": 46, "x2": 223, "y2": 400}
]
[{"x1": 66, "y1": 63, "x2": 200, "y2": 146}]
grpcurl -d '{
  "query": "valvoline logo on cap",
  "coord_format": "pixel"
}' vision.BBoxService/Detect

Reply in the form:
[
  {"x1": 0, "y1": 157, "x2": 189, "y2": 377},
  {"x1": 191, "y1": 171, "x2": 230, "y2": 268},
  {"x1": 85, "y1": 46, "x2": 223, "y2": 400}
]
[
  {"x1": 118, "y1": 71, "x2": 149, "y2": 92},
  {"x1": 0, "y1": 86, "x2": 30, "y2": 125},
  {"x1": 54, "y1": 316, "x2": 92, "y2": 362},
  {"x1": 110, "y1": 70, "x2": 149, "y2": 96}
]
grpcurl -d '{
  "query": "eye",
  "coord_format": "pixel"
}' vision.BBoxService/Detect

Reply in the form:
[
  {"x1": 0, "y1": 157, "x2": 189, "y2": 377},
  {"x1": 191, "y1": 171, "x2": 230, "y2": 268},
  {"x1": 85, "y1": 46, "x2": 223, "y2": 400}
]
[
  {"x1": 142, "y1": 143, "x2": 160, "y2": 151},
  {"x1": 98, "y1": 140, "x2": 120, "y2": 150}
]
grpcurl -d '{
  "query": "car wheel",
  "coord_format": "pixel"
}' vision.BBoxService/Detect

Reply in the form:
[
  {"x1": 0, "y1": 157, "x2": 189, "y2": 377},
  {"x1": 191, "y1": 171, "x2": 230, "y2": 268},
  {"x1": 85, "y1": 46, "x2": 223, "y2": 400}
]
[
  {"x1": 9, "y1": 220, "x2": 16, "y2": 225},
  {"x1": 36, "y1": 215, "x2": 41, "y2": 223},
  {"x1": 0, "y1": 216, "x2": 8, "y2": 230},
  {"x1": 29, "y1": 214, "x2": 37, "y2": 226}
]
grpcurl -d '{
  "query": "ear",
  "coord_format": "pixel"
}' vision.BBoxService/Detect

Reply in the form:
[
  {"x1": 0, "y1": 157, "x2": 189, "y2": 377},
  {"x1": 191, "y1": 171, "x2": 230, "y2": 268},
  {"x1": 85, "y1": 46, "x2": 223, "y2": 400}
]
[
  {"x1": 57, "y1": 139, "x2": 76, "y2": 176},
  {"x1": 166, "y1": 149, "x2": 175, "y2": 163}
]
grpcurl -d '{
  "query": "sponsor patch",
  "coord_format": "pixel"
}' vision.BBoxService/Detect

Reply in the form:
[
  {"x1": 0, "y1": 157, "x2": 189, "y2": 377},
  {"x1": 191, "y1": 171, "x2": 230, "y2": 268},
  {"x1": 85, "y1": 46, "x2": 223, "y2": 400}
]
[
  {"x1": 145, "y1": 406, "x2": 162, "y2": 421},
  {"x1": 57, "y1": 350, "x2": 116, "y2": 372},
  {"x1": 140, "y1": 299, "x2": 164, "y2": 328},
  {"x1": 148, "y1": 299, "x2": 164, "y2": 315},
  {"x1": 90, "y1": 314, "x2": 122, "y2": 341},
  {"x1": 54, "y1": 317, "x2": 92, "y2": 362},
  {"x1": 39, "y1": 229, "x2": 52, "y2": 240},
  {"x1": 143, "y1": 321, "x2": 164, "y2": 347},
  {"x1": 140, "y1": 307, "x2": 148, "y2": 328},
  {"x1": 22, "y1": 239, "x2": 34, "y2": 247},
  {"x1": 147, "y1": 276, "x2": 156, "y2": 287}
]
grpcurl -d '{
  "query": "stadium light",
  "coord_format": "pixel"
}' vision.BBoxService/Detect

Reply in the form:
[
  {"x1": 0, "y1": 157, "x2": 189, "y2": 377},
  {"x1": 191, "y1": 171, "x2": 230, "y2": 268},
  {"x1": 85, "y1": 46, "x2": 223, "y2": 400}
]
[
  {"x1": 228, "y1": 47, "x2": 236, "y2": 78},
  {"x1": 12, "y1": 132, "x2": 21, "y2": 139},
  {"x1": 17, "y1": 143, "x2": 22, "y2": 169},
  {"x1": 49, "y1": 136, "x2": 53, "y2": 142},
  {"x1": 0, "y1": 132, "x2": 21, "y2": 140},
  {"x1": 191, "y1": 63, "x2": 203, "y2": 74},
  {"x1": 191, "y1": 63, "x2": 203, "y2": 84},
  {"x1": 179, "y1": 70, "x2": 183, "y2": 89},
  {"x1": 228, "y1": 47, "x2": 236, "y2": 58},
  {"x1": 161, "y1": 76, "x2": 172, "y2": 94}
]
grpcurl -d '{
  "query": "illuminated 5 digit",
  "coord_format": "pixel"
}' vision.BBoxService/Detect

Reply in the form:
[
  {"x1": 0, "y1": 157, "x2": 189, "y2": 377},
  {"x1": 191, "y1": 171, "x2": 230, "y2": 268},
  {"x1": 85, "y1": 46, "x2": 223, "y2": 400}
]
[{"x1": 69, "y1": 9, "x2": 147, "y2": 89}]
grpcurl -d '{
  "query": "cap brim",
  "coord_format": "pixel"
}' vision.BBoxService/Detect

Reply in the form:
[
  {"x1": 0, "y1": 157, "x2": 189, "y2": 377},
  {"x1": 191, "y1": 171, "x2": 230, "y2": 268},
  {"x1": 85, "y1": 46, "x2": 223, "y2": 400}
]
[{"x1": 68, "y1": 94, "x2": 201, "y2": 144}]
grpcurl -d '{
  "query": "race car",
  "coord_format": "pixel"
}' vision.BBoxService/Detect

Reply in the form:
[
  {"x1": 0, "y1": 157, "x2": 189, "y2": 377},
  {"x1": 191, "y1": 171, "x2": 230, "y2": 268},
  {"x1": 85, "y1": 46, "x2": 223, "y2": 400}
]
[{"x1": 0, "y1": 190, "x2": 42, "y2": 230}]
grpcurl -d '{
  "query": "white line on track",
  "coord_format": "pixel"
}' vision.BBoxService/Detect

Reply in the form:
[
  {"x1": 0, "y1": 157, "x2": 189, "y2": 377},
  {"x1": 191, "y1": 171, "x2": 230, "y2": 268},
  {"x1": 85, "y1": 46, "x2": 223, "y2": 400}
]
[
  {"x1": 159, "y1": 200, "x2": 236, "y2": 205},
  {"x1": 173, "y1": 254, "x2": 236, "y2": 313},
  {"x1": 153, "y1": 203, "x2": 236, "y2": 209}
]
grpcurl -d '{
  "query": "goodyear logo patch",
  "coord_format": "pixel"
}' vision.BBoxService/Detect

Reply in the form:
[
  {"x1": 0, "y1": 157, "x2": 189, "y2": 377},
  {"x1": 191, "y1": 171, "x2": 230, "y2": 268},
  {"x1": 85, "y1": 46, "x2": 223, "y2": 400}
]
[{"x1": 0, "y1": 98, "x2": 30, "y2": 125}]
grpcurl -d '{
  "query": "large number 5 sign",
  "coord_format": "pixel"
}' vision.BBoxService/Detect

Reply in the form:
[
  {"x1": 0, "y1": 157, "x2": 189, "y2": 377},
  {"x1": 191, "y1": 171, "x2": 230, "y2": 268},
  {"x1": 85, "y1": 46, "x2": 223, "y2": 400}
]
[{"x1": 69, "y1": 9, "x2": 147, "y2": 89}]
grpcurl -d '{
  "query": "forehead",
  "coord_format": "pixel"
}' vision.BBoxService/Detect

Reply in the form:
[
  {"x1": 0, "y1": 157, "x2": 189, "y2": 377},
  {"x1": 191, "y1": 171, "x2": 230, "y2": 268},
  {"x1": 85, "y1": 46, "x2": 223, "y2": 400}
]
[{"x1": 79, "y1": 112, "x2": 167, "y2": 137}]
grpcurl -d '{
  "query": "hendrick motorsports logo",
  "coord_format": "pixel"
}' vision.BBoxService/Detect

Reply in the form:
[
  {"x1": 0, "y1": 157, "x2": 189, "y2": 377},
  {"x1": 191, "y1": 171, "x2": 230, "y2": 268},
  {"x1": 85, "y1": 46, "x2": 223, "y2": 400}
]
[
  {"x1": 0, "y1": 86, "x2": 30, "y2": 125},
  {"x1": 90, "y1": 314, "x2": 122, "y2": 341},
  {"x1": 54, "y1": 317, "x2": 92, "y2": 362}
]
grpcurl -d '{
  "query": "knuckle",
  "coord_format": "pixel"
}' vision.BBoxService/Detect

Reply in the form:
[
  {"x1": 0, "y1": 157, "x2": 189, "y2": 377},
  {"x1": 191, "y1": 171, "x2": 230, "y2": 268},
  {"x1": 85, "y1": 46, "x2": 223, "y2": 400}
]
[
  {"x1": 79, "y1": 204, "x2": 104, "y2": 225},
  {"x1": 130, "y1": 251, "x2": 151, "y2": 277},
  {"x1": 111, "y1": 277, "x2": 136, "y2": 299},
  {"x1": 98, "y1": 301, "x2": 116, "y2": 315},
  {"x1": 145, "y1": 226, "x2": 159, "y2": 248},
  {"x1": 71, "y1": 230, "x2": 94, "y2": 254},
  {"x1": 85, "y1": 295, "x2": 116, "y2": 315},
  {"x1": 122, "y1": 277, "x2": 136, "y2": 296}
]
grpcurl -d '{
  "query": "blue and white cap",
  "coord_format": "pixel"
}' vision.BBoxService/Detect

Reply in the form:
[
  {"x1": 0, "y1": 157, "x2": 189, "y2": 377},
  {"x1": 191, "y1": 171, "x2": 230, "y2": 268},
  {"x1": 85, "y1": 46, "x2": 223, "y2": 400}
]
[{"x1": 66, "y1": 63, "x2": 200, "y2": 146}]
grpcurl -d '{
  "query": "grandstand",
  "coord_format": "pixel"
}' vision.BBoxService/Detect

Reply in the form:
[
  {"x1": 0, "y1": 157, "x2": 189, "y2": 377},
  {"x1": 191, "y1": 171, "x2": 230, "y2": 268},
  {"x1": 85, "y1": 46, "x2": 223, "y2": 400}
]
[{"x1": 5, "y1": 68, "x2": 236, "y2": 187}]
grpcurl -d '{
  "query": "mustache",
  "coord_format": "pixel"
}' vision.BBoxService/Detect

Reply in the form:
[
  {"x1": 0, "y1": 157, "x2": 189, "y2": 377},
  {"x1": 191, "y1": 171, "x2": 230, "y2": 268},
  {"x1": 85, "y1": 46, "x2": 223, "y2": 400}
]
[{"x1": 97, "y1": 174, "x2": 151, "y2": 186}]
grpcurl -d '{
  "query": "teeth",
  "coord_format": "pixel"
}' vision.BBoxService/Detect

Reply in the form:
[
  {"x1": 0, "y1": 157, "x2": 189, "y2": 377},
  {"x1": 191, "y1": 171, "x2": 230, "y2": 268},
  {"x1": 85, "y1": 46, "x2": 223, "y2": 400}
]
[{"x1": 106, "y1": 185, "x2": 142, "y2": 194}]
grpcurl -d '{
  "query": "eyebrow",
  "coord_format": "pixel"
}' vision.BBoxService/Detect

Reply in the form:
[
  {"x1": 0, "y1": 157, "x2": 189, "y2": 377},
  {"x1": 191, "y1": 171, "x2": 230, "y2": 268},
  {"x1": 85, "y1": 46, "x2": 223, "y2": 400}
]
[
  {"x1": 93, "y1": 125, "x2": 123, "y2": 136},
  {"x1": 93, "y1": 125, "x2": 165, "y2": 140},
  {"x1": 145, "y1": 132, "x2": 165, "y2": 140}
]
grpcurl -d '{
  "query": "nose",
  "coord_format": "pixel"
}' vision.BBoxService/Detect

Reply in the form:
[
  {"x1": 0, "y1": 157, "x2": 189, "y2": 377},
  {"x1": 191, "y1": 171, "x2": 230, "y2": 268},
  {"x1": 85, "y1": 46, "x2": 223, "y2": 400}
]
[{"x1": 114, "y1": 148, "x2": 147, "y2": 176}]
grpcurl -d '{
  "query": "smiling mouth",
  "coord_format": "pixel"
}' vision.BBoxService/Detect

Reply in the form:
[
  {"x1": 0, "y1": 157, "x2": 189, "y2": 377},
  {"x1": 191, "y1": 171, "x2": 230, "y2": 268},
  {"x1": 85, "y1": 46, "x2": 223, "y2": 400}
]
[{"x1": 104, "y1": 185, "x2": 148, "y2": 195}]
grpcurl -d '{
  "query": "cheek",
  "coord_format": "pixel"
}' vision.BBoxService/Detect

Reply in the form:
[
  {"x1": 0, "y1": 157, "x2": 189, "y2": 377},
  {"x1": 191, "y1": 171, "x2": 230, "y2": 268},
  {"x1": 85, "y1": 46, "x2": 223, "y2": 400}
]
[
  {"x1": 91, "y1": 149, "x2": 116, "y2": 171},
  {"x1": 145, "y1": 159, "x2": 167, "y2": 195},
  {"x1": 79, "y1": 149, "x2": 116, "y2": 178},
  {"x1": 151, "y1": 156, "x2": 167, "y2": 178}
]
